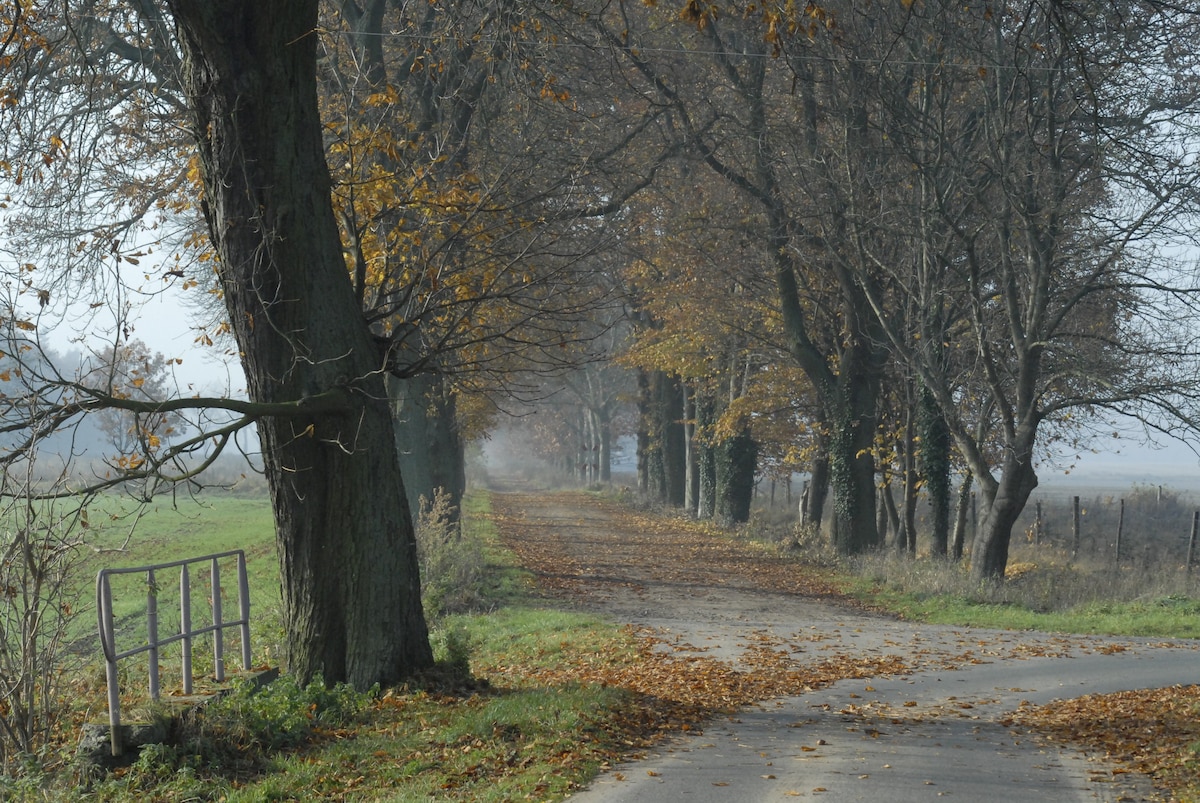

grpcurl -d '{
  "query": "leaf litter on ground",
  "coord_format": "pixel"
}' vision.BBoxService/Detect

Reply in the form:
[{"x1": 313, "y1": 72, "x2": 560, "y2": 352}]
[
  {"x1": 490, "y1": 490, "x2": 1200, "y2": 802},
  {"x1": 69, "y1": 489, "x2": 1200, "y2": 801}
]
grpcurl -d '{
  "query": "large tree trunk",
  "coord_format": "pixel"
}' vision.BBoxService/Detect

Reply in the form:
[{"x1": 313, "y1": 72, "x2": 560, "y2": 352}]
[
  {"x1": 775, "y1": 261, "x2": 883, "y2": 554},
  {"x1": 918, "y1": 385, "x2": 951, "y2": 556},
  {"x1": 970, "y1": 434, "x2": 1039, "y2": 581},
  {"x1": 827, "y1": 373, "x2": 883, "y2": 554},
  {"x1": 696, "y1": 394, "x2": 717, "y2": 520},
  {"x1": 682, "y1": 383, "x2": 698, "y2": 515},
  {"x1": 659, "y1": 375, "x2": 687, "y2": 507},
  {"x1": 882, "y1": 482, "x2": 902, "y2": 550},
  {"x1": 715, "y1": 427, "x2": 757, "y2": 525},
  {"x1": 803, "y1": 434, "x2": 831, "y2": 533},
  {"x1": 639, "y1": 370, "x2": 687, "y2": 506},
  {"x1": 951, "y1": 470, "x2": 973, "y2": 562},
  {"x1": 597, "y1": 408, "x2": 612, "y2": 483},
  {"x1": 390, "y1": 372, "x2": 465, "y2": 523},
  {"x1": 636, "y1": 370, "x2": 651, "y2": 494},
  {"x1": 901, "y1": 402, "x2": 918, "y2": 554},
  {"x1": 167, "y1": 0, "x2": 433, "y2": 687}
]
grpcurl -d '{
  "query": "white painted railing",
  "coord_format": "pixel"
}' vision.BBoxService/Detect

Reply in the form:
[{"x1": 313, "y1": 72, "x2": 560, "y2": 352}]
[{"x1": 96, "y1": 549, "x2": 252, "y2": 756}]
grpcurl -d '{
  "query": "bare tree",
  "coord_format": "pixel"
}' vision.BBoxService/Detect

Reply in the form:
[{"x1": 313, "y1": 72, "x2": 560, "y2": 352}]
[
  {"x1": 0, "y1": 456, "x2": 91, "y2": 767},
  {"x1": 836, "y1": 1, "x2": 1200, "y2": 579}
]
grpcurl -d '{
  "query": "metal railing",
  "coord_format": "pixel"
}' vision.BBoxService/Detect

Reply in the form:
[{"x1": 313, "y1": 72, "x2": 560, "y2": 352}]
[{"x1": 96, "y1": 549, "x2": 252, "y2": 756}]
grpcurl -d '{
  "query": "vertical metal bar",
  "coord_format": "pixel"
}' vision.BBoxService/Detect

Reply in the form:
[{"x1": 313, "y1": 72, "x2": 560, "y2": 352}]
[
  {"x1": 147, "y1": 568, "x2": 160, "y2": 701},
  {"x1": 1071, "y1": 496, "x2": 1081, "y2": 560},
  {"x1": 180, "y1": 565, "x2": 193, "y2": 695},
  {"x1": 1034, "y1": 500, "x2": 1043, "y2": 546},
  {"x1": 99, "y1": 572, "x2": 123, "y2": 757},
  {"x1": 211, "y1": 558, "x2": 225, "y2": 682},
  {"x1": 237, "y1": 551, "x2": 252, "y2": 670}
]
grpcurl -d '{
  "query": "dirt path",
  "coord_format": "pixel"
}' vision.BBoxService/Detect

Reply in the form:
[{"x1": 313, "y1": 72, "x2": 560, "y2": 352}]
[
  {"x1": 489, "y1": 487, "x2": 1195, "y2": 802},
  {"x1": 491, "y1": 489, "x2": 1160, "y2": 669}
]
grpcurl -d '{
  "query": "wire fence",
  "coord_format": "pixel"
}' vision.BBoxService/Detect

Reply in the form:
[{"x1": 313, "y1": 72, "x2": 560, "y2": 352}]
[{"x1": 1012, "y1": 485, "x2": 1200, "y2": 570}]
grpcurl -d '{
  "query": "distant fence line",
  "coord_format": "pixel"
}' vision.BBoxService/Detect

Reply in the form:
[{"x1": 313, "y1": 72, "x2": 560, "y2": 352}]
[
  {"x1": 1019, "y1": 488, "x2": 1200, "y2": 569},
  {"x1": 759, "y1": 477, "x2": 1200, "y2": 568}
]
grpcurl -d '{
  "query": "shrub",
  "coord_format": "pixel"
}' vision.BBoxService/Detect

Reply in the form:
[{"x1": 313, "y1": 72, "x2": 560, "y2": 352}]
[
  {"x1": 415, "y1": 489, "x2": 487, "y2": 620},
  {"x1": 0, "y1": 465, "x2": 90, "y2": 771},
  {"x1": 199, "y1": 673, "x2": 372, "y2": 752},
  {"x1": 95, "y1": 674, "x2": 375, "y2": 798}
]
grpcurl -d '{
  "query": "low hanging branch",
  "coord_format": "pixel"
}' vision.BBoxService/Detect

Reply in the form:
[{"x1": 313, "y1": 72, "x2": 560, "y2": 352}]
[{"x1": 73, "y1": 386, "x2": 356, "y2": 419}]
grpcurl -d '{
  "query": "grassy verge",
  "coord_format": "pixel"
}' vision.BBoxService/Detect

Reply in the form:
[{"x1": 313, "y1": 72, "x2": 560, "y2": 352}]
[
  {"x1": 734, "y1": 505, "x2": 1200, "y2": 639},
  {"x1": 834, "y1": 554, "x2": 1200, "y2": 638},
  {"x1": 36, "y1": 491, "x2": 643, "y2": 802},
  {"x1": 852, "y1": 581, "x2": 1200, "y2": 637}
]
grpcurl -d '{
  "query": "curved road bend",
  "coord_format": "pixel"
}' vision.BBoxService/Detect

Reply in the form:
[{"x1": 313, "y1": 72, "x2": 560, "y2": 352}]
[{"x1": 487, "y1": 487, "x2": 1195, "y2": 802}]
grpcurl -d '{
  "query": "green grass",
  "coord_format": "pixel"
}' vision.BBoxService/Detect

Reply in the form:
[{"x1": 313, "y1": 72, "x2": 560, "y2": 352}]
[
  {"x1": 204, "y1": 683, "x2": 622, "y2": 803},
  {"x1": 852, "y1": 583, "x2": 1200, "y2": 636},
  {"x1": 809, "y1": 541, "x2": 1200, "y2": 639}
]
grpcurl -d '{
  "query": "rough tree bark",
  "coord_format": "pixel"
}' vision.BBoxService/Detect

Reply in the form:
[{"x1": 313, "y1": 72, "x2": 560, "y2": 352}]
[
  {"x1": 714, "y1": 426, "x2": 757, "y2": 525},
  {"x1": 918, "y1": 385, "x2": 951, "y2": 556},
  {"x1": 803, "y1": 433, "x2": 831, "y2": 533},
  {"x1": 390, "y1": 373, "x2": 465, "y2": 523},
  {"x1": 639, "y1": 370, "x2": 686, "y2": 507},
  {"x1": 165, "y1": 0, "x2": 434, "y2": 687}
]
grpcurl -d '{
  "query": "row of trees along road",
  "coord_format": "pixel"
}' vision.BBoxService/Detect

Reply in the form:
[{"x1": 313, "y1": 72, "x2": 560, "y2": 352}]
[
  {"x1": 593, "y1": 1, "x2": 1200, "y2": 581},
  {"x1": 1, "y1": 0, "x2": 1200, "y2": 692}
]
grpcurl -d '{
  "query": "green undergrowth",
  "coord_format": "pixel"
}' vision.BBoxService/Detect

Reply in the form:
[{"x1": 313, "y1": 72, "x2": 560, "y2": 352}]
[
  {"x1": 30, "y1": 485, "x2": 1200, "y2": 800},
  {"x1": 848, "y1": 579, "x2": 1200, "y2": 637}
]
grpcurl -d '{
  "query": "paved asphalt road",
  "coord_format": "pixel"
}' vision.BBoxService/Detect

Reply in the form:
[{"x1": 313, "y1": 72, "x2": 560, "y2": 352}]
[{"x1": 569, "y1": 642, "x2": 1195, "y2": 802}]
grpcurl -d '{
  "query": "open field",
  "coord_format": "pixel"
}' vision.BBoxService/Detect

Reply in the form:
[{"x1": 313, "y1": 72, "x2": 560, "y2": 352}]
[{"x1": 66, "y1": 495, "x2": 282, "y2": 691}]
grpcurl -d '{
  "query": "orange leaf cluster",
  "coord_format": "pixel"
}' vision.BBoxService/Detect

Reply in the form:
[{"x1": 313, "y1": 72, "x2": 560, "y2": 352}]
[{"x1": 1008, "y1": 684, "x2": 1200, "y2": 799}]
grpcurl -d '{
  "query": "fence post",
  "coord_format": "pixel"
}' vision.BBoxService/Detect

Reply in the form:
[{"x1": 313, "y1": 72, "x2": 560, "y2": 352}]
[
  {"x1": 1034, "y1": 500, "x2": 1043, "y2": 546},
  {"x1": 147, "y1": 569, "x2": 159, "y2": 701},
  {"x1": 1114, "y1": 498, "x2": 1125, "y2": 566},
  {"x1": 180, "y1": 565, "x2": 193, "y2": 695},
  {"x1": 212, "y1": 557, "x2": 225, "y2": 683},
  {"x1": 238, "y1": 551, "x2": 252, "y2": 670},
  {"x1": 99, "y1": 573, "x2": 122, "y2": 757},
  {"x1": 1072, "y1": 496, "x2": 1081, "y2": 560},
  {"x1": 1188, "y1": 511, "x2": 1198, "y2": 578}
]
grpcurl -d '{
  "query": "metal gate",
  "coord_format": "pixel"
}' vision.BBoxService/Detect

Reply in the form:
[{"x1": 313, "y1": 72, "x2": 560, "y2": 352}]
[{"x1": 96, "y1": 549, "x2": 252, "y2": 756}]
